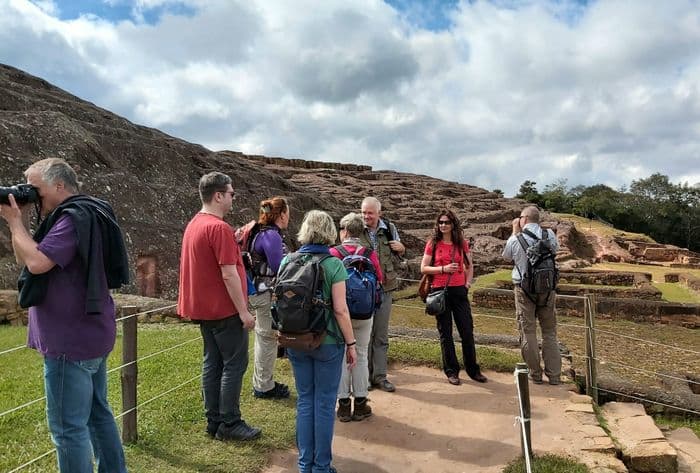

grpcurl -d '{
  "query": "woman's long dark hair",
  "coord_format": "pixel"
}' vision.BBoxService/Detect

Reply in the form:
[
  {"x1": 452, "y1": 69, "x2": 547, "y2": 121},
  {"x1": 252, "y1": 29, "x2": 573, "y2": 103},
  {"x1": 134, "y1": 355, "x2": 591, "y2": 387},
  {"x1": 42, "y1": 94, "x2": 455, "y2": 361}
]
[{"x1": 430, "y1": 209, "x2": 464, "y2": 248}]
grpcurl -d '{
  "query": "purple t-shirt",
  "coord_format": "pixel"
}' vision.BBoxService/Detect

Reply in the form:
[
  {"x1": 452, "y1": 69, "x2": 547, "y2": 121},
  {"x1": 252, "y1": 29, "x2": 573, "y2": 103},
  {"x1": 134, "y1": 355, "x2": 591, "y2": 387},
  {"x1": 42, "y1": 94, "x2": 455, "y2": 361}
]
[{"x1": 27, "y1": 215, "x2": 116, "y2": 361}]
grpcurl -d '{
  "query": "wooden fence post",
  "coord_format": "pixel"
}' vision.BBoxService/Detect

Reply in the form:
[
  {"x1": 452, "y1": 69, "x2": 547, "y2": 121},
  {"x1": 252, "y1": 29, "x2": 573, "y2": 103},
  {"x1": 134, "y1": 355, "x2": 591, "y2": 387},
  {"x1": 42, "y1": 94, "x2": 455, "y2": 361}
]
[
  {"x1": 584, "y1": 294, "x2": 599, "y2": 404},
  {"x1": 515, "y1": 362, "x2": 532, "y2": 459},
  {"x1": 120, "y1": 306, "x2": 139, "y2": 443}
]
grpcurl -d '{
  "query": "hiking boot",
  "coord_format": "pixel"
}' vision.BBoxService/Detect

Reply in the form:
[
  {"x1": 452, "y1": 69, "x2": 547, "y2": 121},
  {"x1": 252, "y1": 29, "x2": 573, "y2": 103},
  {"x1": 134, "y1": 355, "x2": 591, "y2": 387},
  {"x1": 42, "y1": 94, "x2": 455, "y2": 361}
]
[
  {"x1": 337, "y1": 398, "x2": 352, "y2": 422},
  {"x1": 447, "y1": 375, "x2": 461, "y2": 385},
  {"x1": 206, "y1": 421, "x2": 220, "y2": 438},
  {"x1": 529, "y1": 374, "x2": 543, "y2": 384},
  {"x1": 253, "y1": 381, "x2": 290, "y2": 399},
  {"x1": 548, "y1": 376, "x2": 561, "y2": 385},
  {"x1": 215, "y1": 420, "x2": 261, "y2": 441},
  {"x1": 352, "y1": 397, "x2": 372, "y2": 421},
  {"x1": 470, "y1": 373, "x2": 488, "y2": 383},
  {"x1": 372, "y1": 379, "x2": 395, "y2": 392}
]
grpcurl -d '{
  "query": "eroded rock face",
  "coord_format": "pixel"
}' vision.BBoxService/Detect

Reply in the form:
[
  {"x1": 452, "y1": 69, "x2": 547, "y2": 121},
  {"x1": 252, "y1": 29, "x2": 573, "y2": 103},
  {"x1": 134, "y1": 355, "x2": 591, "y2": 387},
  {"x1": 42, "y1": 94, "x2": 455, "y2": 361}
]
[{"x1": 0, "y1": 63, "x2": 652, "y2": 298}]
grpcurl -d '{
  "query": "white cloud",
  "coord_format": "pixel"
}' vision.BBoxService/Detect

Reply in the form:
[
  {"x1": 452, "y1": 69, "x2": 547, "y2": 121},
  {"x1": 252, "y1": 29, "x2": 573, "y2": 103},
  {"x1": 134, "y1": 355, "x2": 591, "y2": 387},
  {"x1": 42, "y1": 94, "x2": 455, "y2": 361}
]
[{"x1": 2, "y1": 0, "x2": 700, "y2": 196}]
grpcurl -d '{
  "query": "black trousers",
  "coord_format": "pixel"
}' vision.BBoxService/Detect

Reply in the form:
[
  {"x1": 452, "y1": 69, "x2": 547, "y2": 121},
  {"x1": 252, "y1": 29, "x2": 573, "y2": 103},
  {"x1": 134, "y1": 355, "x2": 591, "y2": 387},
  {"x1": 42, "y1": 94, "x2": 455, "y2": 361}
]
[{"x1": 434, "y1": 285, "x2": 480, "y2": 378}]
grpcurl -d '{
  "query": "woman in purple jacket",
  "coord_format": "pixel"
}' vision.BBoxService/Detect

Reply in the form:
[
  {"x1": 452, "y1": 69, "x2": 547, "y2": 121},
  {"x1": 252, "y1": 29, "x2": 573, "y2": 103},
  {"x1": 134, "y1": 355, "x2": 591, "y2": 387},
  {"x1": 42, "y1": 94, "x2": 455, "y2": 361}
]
[{"x1": 249, "y1": 196, "x2": 291, "y2": 399}]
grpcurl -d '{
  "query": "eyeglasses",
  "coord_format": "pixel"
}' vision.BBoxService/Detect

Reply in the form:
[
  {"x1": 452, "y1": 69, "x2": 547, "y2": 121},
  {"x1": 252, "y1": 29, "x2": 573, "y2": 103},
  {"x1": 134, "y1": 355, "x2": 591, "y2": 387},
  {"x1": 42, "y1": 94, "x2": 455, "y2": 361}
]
[
  {"x1": 218, "y1": 190, "x2": 235, "y2": 197},
  {"x1": 519, "y1": 215, "x2": 526, "y2": 219},
  {"x1": 438, "y1": 220, "x2": 452, "y2": 225}
]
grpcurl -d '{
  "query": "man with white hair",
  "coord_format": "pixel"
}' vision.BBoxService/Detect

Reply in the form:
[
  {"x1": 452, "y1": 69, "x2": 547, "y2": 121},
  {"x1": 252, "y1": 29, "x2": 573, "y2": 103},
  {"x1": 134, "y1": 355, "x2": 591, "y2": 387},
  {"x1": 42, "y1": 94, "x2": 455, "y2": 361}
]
[
  {"x1": 0, "y1": 158, "x2": 129, "y2": 473},
  {"x1": 359, "y1": 196, "x2": 405, "y2": 392}
]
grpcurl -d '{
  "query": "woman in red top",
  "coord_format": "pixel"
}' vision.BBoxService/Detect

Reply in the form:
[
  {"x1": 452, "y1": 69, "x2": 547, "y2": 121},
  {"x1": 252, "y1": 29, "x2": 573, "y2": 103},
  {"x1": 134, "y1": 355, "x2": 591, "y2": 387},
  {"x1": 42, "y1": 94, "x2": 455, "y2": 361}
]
[{"x1": 420, "y1": 209, "x2": 487, "y2": 385}]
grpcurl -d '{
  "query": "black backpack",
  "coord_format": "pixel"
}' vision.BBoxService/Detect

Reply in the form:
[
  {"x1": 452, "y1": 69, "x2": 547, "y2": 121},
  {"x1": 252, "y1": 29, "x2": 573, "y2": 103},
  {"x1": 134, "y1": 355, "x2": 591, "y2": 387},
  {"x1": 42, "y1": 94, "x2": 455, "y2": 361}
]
[
  {"x1": 271, "y1": 252, "x2": 334, "y2": 351},
  {"x1": 516, "y1": 228, "x2": 559, "y2": 297}
]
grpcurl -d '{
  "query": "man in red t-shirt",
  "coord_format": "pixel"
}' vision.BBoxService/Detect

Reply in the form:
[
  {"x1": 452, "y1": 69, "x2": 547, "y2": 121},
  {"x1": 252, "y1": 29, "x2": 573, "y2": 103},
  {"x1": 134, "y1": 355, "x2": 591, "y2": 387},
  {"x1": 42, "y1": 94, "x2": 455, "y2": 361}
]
[{"x1": 177, "y1": 172, "x2": 260, "y2": 441}]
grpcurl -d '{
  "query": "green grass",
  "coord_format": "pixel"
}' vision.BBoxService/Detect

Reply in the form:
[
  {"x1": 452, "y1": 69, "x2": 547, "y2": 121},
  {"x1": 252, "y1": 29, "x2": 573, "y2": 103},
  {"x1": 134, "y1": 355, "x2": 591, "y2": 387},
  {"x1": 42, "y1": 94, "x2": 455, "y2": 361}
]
[
  {"x1": 592, "y1": 261, "x2": 700, "y2": 283},
  {"x1": 552, "y1": 212, "x2": 654, "y2": 243},
  {"x1": 653, "y1": 282, "x2": 700, "y2": 303},
  {"x1": 653, "y1": 414, "x2": 700, "y2": 438},
  {"x1": 389, "y1": 338, "x2": 521, "y2": 373},
  {"x1": 502, "y1": 454, "x2": 589, "y2": 472},
  {"x1": 0, "y1": 324, "x2": 297, "y2": 473}
]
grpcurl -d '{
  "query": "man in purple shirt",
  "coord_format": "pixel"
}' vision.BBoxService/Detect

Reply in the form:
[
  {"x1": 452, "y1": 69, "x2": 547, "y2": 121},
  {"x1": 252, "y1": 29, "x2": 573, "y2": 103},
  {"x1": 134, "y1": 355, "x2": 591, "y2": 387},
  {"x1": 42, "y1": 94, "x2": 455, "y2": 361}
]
[{"x1": 0, "y1": 158, "x2": 128, "y2": 473}]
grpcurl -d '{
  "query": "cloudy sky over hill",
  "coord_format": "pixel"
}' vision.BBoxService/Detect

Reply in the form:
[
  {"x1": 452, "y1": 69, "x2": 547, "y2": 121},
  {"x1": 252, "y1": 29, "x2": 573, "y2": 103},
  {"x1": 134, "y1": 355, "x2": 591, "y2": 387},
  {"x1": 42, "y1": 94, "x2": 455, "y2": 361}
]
[{"x1": 1, "y1": 0, "x2": 699, "y2": 196}]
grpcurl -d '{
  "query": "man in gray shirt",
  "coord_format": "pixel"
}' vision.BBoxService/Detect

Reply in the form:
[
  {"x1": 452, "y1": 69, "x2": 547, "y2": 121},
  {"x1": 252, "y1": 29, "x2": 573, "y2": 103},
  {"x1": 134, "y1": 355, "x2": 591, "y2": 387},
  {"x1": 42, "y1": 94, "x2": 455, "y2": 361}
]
[{"x1": 502, "y1": 206, "x2": 561, "y2": 385}]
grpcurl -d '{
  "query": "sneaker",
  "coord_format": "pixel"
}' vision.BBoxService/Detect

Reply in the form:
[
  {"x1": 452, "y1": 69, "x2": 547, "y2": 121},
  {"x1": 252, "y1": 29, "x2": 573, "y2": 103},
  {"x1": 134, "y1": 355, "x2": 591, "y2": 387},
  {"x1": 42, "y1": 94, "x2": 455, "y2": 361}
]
[
  {"x1": 215, "y1": 421, "x2": 262, "y2": 441},
  {"x1": 337, "y1": 398, "x2": 352, "y2": 422},
  {"x1": 253, "y1": 382, "x2": 290, "y2": 399},
  {"x1": 447, "y1": 375, "x2": 461, "y2": 386},
  {"x1": 352, "y1": 397, "x2": 372, "y2": 421},
  {"x1": 372, "y1": 379, "x2": 395, "y2": 392}
]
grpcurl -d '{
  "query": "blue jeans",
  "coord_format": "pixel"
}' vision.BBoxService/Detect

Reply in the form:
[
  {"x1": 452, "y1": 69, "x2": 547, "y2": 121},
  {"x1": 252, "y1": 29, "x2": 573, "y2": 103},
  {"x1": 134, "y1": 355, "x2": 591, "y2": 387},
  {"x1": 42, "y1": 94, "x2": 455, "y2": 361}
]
[
  {"x1": 199, "y1": 315, "x2": 249, "y2": 427},
  {"x1": 44, "y1": 355, "x2": 127, "y2": 473},
  {"x1": 288, "y1": 344, "x2": 345, "y2": 473}
]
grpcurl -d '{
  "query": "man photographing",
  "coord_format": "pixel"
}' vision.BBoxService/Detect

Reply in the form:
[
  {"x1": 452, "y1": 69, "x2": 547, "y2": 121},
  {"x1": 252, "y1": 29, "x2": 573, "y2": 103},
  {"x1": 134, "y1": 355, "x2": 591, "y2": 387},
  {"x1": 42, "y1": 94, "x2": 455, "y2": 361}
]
[{"x1": 0, "y1": 158, "x2": 129, "y2": 473}]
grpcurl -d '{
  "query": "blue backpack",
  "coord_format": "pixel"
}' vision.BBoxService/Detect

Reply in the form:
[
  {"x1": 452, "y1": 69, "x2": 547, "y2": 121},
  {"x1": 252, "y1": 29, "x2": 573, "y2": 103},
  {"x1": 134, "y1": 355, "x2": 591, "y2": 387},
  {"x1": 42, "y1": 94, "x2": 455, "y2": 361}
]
[{"x1": 334, "y1": 245, "x2": 381, "y2": 320}]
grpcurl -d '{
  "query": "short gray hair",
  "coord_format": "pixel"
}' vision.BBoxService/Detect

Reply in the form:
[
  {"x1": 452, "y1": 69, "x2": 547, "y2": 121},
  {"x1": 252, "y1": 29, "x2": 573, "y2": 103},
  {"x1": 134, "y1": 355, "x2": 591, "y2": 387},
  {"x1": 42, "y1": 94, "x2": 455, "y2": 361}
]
[
  {"x1": 522, "y1": 206, "x2": 540, "y2": 223},
  {"x1": 297, "y1": 210, "x2": 337, "y2": 246},
  {"x1": 25, "y1": 158, "x2": 81, "y2": 193},
  {"x1": 339, "y1": 212, "x2": 364, "y2": 238},
  {"x1": 361, "y1": 196, "x2": 381, "y2": 212}
]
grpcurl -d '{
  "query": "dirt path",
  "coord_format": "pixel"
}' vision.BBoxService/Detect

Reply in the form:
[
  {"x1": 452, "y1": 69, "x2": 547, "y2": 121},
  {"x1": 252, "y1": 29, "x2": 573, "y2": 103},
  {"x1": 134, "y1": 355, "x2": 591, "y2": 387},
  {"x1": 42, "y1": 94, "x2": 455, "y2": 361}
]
[{"x1": 262, "y1": 365, "x2": 618, "y2": 473}]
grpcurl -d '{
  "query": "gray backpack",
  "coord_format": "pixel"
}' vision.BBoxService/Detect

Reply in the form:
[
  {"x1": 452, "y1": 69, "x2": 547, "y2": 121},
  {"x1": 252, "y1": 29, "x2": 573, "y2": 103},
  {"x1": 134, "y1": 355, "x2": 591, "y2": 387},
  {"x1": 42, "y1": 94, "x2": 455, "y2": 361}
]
[
  {"x1": 271, "y1": 252, "x2": 332, "y2": 351},
  {"x1": 516, "y1": 228, "x2": 559, "y2": 296}
]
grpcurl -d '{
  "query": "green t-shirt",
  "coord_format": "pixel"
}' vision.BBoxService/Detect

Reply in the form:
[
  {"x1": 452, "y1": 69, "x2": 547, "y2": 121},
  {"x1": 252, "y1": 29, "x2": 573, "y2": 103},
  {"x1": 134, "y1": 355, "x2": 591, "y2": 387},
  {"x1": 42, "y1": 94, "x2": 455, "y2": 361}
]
[{"x1": 279, "y1": 252, "x2": 348, "y2": 344}]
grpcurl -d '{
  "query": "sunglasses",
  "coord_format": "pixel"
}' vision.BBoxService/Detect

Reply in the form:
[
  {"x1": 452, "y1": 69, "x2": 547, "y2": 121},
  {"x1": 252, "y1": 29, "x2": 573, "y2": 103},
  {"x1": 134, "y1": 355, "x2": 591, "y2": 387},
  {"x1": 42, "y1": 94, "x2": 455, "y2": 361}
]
[{"x1": 438, "y1": 220, "x2": 452, "y2": 225}]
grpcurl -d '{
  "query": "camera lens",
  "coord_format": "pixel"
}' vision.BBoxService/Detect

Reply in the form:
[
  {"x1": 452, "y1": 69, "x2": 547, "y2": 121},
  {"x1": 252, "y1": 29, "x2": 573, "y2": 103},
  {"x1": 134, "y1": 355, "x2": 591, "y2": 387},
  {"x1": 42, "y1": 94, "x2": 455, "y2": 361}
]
[{"x1": 0, "y1": 184, "x2": 39, "y2": 205}]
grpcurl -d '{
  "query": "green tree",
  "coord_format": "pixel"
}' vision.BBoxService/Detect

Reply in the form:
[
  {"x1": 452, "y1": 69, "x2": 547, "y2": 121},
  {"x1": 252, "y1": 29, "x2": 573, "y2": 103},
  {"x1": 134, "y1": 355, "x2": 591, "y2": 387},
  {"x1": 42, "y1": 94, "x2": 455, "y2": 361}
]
[
  {"x1": 516, "y1": 180, "x2": 541, "y2": 205},
  {"x1": 540, "y1": 179, "x2": 573, "y2": 213}
]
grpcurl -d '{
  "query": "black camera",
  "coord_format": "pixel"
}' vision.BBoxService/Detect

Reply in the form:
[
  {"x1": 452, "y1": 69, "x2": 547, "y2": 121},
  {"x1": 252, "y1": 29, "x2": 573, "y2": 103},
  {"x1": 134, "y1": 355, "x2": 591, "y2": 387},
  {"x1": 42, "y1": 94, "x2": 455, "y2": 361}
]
[{"x1": 0, "y1": 184, "x2": 40, "y2": 205}]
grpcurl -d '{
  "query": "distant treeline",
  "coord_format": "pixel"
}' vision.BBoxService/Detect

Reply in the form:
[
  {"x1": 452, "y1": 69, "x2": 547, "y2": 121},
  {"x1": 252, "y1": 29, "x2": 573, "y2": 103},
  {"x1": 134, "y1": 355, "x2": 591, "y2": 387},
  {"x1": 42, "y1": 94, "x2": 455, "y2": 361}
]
[{"x1": 511, "y1": 173, "x2": 700, "y2": 253}]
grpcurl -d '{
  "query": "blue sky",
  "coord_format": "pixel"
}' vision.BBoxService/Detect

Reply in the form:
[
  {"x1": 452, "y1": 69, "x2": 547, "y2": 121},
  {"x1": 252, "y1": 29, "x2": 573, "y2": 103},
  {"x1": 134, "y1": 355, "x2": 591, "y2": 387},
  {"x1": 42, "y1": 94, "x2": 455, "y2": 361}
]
[
  {"x1": 4, "y1": 0, "x2": 700, "y2": 196},
  {"x1": 36, "y1": 0, "x2": 197, "y2": 24}
]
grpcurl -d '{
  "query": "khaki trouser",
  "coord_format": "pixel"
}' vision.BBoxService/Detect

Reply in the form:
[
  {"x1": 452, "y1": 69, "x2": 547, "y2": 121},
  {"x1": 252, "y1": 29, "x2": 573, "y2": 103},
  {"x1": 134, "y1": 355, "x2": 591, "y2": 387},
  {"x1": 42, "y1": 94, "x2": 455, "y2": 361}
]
[
  {"x1": 338, "y1": 317, "x2": 373, "y2": 398},
  {"x1": 250, "y1": 291, "x2": 278, "y2": 392},
  {"x1": 368, "y1": 292, "x2": 392, "y2": 384},
  {"x1": 514, "y1": 286, "x2": 561, "y2": 380}
]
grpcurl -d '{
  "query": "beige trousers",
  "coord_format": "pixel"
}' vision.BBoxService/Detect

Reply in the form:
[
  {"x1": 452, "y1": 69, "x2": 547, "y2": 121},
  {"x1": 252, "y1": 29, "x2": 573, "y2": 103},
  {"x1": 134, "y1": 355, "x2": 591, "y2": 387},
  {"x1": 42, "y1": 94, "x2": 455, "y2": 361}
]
[{"x1": 514, "y1": 286, "x2": 561, "y2": 380}]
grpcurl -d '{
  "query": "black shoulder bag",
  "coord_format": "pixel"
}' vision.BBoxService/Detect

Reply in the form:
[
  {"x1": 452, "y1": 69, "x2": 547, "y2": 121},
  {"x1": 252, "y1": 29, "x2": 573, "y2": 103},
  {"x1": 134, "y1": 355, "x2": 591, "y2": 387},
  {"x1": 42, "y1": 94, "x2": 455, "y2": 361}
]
[{"x1": 425, "y1": 245, "x2": 456, "y2": 316}]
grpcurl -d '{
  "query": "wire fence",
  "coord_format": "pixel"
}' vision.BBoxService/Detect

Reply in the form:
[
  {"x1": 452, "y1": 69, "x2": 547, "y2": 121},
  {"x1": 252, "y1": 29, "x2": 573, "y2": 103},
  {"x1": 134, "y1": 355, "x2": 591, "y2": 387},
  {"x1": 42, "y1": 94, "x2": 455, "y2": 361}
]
[
  {"x1": 2, "y1": 285, "x2": 699, "y2": 471},
  {"x1": 393, "y1": 278, "x2": 700, "y2": 416},
  {"x1": 1, "y1": 304, "x2": 200, "y2": 472}
]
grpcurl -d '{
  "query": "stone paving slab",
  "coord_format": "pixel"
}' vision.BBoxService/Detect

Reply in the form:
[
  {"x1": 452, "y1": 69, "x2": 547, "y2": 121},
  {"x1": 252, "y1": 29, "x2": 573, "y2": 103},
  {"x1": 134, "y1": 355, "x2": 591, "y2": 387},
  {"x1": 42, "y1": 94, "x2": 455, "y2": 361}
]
[
  {"x1": 602, "y1": 401, "x2": 678, "y2": 473},
  {"x1": 665, "y1": 428, "x2": 700, "y2": 473}
]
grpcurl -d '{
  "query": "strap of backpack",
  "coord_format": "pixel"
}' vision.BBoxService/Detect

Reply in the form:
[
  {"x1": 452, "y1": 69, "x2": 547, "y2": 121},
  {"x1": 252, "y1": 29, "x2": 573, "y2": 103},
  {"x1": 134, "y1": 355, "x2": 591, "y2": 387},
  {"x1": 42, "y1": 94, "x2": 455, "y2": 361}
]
[
  {"x1": 354, "y1": 246, "x2": 368, "y2": 257},
  {"x1": 516, "y1": 233, "x2": 530, "y2": 252},
  {"x1": 521, "y1": 228, "x2": 540, "y2": 241},
  {"x1": 334, "y1": 245, "x2": 351, "y2": 258},
  {"x1": 311, "y1": 253, "x2": 344, "y2": 343}
]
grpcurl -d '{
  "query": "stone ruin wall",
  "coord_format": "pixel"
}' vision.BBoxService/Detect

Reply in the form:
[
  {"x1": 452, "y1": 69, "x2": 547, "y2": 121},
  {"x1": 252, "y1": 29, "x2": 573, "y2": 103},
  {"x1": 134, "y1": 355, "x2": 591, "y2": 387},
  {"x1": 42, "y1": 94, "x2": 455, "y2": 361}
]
[
  {"x1": 472, "y1": 287, "x2": 700, "y2": 328},
  {"x1": 618, "y1": 239, "x2": 700, "y2": 266}
]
